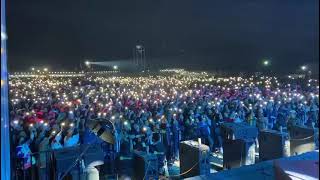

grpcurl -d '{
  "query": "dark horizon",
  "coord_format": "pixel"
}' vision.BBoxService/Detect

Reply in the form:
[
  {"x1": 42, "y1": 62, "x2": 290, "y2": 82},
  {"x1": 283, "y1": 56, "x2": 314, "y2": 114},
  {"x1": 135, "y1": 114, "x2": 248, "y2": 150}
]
[{"x1": 6, "y1": 0, "x2": 319, "y2": 74}]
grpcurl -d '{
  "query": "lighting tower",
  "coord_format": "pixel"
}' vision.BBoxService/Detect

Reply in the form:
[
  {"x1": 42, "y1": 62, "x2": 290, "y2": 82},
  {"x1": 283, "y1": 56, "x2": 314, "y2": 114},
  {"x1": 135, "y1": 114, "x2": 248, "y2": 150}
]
[
  {"x1": 85, "y1": 60, "x2": 90, "y2": 67},
  {"x1": 300, "y1": 65, "x2": 307, "y2": 71},
  {"x1": 133, "y1": 45, "x2": 146, "y2": 72}
]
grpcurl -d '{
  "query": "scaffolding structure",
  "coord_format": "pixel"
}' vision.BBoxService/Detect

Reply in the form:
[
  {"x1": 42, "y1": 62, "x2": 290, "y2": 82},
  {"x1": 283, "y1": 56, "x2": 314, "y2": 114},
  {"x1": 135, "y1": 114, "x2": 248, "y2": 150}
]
[{"x1": 132, "y1": 45, "x2": 146, "y2": 71}]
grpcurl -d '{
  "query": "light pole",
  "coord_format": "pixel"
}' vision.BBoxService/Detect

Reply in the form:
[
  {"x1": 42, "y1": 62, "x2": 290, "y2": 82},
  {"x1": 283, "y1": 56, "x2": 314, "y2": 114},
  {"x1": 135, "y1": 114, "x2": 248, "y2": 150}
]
[
  {"x1": 261, "y1": 59, "x2": 271, "y2": 75},
  {"x1": 300, "y1": 65, "x2": 308, "y2": 79}
]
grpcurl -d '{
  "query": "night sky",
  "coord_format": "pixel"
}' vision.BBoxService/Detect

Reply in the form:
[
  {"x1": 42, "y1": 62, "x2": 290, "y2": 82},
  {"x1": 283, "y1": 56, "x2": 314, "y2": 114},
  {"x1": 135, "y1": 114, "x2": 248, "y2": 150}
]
[{"x1": 6, "y1": 0, "x2": 319, "y2": 73}]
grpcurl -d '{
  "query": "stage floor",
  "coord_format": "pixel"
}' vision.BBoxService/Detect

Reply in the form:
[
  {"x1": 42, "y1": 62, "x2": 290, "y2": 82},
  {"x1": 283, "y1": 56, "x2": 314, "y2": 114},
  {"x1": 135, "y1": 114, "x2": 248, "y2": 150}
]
[{"x1": 185, "y1": 150, "x2": 319, "y2": 180}]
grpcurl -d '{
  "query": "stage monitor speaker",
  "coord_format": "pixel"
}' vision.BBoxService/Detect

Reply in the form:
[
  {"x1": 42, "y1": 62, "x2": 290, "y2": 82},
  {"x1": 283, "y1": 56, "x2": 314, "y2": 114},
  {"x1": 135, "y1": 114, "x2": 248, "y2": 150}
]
[
  {"x1": 133, "y1": 151, "x2": 158, "y2": 180},
  {"x1": 223, "y1": 138, "x2": 255, "y2": 169},
  {"x1": 259, "y1": 130, "x2": 290, "y2": 161},
  {"x1": 289, "y1": 125, "x2": 316, "y2": 139},
  {"x1": 290, "y1": 137, "x2": 316, "y2": 156},
  {"x1": 53, "y1": 146, "x2": 82, "y2": 179},
  {"x1": 289, "y1": 125, "x2": 316, "y2": 156},
  {"x1": 179, "y1": 140, "x2": 210, "y2": 178},
  {"x1": 221, "y1": 122, "x2": 258, "y2": 141}
]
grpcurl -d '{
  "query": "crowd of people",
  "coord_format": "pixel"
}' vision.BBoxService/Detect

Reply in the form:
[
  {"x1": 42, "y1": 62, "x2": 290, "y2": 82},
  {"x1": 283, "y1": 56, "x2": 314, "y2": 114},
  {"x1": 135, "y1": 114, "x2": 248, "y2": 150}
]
[{"x1": 9, "y1": 71, "x2": 319, "y2": 176}]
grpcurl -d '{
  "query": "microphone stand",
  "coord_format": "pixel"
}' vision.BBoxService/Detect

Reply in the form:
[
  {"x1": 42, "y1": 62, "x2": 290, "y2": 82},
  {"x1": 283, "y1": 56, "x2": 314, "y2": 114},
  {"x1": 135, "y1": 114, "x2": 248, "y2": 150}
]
[
  {"x1": 59, "y1": 118, "x2": 116, "y2": 180},
  {"x1": 58, "y1": 144, "x2": 92, "y2": 180}
]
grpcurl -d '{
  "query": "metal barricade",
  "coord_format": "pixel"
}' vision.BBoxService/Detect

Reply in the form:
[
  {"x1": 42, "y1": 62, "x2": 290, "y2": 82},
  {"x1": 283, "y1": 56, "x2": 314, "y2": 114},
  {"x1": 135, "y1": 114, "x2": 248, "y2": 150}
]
[{"x1": 13, "y1": 150, "x2": 53, "y2": 180}]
